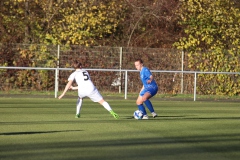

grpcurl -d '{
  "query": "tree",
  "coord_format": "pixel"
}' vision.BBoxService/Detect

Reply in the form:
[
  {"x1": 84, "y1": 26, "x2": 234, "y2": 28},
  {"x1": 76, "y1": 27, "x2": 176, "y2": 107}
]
[
  {"x1": 175, "y1": 0, "x2": 240, "y2": 95},
  {"x1": 0, "y1": 0, "x2": 124, "y2": 46},
  {"x1": 43, "y1": 0, "x2": 124, "y2": 46},
  {"x1": 119, "y1": 0, "x2": 181, "y2": 48},
  {"x1": 0, "y1": 0, "x2": 26, "y2": 43}
]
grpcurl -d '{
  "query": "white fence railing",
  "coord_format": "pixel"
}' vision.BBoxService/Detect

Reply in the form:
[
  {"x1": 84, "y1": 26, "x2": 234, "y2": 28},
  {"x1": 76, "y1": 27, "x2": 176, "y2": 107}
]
[{"x1": 0, "y1": 66, "x2": 239, "y2": 101}]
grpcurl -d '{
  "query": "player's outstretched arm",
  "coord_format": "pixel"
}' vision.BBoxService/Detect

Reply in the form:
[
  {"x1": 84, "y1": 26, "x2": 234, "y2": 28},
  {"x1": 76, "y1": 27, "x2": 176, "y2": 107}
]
[
  {"x1": 58, "y1": 80, "x2": 73, "y2": 99},
  {"x1": 70, "y1": 86, "x2": 78, "y2": 90}
]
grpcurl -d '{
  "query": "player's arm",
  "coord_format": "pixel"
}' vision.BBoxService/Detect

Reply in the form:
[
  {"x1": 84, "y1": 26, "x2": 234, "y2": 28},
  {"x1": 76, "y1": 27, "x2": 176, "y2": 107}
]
[
  {"x1": 147, "y1": 75, "x2": 154, "y2": 84},
  {"x1": 140, "y1": 85, "x2": 144, "y2": 92},
  {"x1": 70, "y1": 86, "x2": 78, "y2": 90},
  {"x1": 58, "y1": 80, "x2": 73, "y2": 99}
]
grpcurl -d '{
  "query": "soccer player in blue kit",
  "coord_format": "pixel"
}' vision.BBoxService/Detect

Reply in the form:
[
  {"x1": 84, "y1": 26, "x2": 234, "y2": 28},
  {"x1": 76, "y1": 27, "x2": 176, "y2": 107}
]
[{"x1": 134, "y1": 59, "x2": 158, "y2": 119}]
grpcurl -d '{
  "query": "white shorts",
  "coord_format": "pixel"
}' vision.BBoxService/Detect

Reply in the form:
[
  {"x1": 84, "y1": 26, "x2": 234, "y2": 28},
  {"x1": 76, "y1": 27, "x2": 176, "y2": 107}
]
[{"x1": 78, "y1": 88, "x2": 103, "y2": 102}]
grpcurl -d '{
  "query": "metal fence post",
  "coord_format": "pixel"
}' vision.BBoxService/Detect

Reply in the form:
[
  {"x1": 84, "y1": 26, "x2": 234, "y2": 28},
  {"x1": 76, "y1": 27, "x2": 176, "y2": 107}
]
[
  {"x1": 54, "y1": 45, "x2": 60, "y2": 98},
  {"x1": 124, "y1": 70, "x2": 128, "y2": 99},
  {"x1": 119, "y1": 47, "x2": 122, "y2": 93},
  {"x1": 194, "y1": 72, "x2": 197, "y2": 101},
  {"x1": 54, "y1": 68, "x2": 58, "y2": 98},
  {"x1": 181, "y1": 51, "x2": 184, "y2": 94}
]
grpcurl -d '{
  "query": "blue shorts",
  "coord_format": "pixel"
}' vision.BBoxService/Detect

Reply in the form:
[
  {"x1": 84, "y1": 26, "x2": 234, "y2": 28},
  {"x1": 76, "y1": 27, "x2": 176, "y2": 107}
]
[{"x1": 140, "y1": 87, "x2": 158, "y2": 97}]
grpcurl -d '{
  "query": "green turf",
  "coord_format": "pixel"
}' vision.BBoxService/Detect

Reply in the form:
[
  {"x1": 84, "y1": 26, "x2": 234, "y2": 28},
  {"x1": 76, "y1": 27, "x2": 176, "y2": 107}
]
[{"x1": 0, "y1": 97, "x2": 239, "y2": 160}]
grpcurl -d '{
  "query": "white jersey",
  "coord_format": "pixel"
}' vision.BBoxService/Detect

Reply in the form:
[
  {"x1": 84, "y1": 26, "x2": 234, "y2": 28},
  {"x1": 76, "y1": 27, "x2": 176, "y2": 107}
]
[{"x1": 68, "y1": 69, "x2": 102, "y2": 102}]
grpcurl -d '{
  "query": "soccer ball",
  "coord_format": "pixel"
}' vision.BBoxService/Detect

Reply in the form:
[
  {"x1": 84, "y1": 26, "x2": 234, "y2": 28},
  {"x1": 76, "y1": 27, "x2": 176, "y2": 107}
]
[{"x1": 133, "y1": 110, "x2": 143, "y2": 120}]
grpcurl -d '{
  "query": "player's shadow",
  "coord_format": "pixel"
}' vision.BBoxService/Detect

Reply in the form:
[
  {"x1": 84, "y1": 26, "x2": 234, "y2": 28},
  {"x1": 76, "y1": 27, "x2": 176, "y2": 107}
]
[{"x1": 0, "y1": 130, "x2": 82, "y2": 136}]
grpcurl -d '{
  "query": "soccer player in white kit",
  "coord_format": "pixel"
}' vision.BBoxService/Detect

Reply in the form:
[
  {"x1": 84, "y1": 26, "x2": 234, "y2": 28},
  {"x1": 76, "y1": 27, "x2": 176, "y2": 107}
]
[{"x1": 58, "y1": 60, "x2": 119, "y2": 119}]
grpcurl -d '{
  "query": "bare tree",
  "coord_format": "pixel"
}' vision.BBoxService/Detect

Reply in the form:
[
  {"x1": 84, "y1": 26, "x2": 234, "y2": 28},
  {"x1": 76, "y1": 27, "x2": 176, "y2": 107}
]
[{"x1": 120, "y1": 0, "x2": 182, "y2": 48}]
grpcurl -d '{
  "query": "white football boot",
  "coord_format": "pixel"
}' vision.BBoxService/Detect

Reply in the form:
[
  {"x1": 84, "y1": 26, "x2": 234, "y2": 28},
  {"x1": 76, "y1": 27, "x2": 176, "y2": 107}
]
[
  {"x1": 151, "y1": 112, "x2": 158, "y2": 118},
  {"x1": 142, "y1": 115, "x2": 149, "y2": 119}
]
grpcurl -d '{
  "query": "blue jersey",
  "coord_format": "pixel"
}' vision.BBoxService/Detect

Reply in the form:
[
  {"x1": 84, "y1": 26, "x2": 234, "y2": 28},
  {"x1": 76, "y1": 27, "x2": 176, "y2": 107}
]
[{"x1": 140, "y1": 67, "x2": 158, "y2": 89}]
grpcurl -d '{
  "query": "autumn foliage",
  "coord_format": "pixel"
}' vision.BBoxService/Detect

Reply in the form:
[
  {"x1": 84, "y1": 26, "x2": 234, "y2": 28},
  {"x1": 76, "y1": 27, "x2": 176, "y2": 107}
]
[{"x1": 0, "y1": 0, "x2": 239, "y2": 96}]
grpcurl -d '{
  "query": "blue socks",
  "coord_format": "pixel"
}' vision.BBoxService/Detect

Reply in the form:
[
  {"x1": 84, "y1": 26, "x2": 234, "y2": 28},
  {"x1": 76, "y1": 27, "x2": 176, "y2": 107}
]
[
  {"x1": 144, "y1": 99, "x2": 154, "y2": 113},
  {"x1": 138, "y1": 104, "x2": 147, "y2": 115},
  {"x1": 138, "y1": 100, "x2": 154, "y2": 115}
]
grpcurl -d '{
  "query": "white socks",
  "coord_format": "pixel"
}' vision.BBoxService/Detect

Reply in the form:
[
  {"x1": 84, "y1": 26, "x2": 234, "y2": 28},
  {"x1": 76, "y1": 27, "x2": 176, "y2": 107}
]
[
  {"x1": 76, "y1": 98, "x2": 82, "y2": 115},
  {"x1": 76, "y1": 99, "x2": 112, "y2": 114},
  {"x1": 102, "y1": 101, "x2": 112, "y2": 111}
]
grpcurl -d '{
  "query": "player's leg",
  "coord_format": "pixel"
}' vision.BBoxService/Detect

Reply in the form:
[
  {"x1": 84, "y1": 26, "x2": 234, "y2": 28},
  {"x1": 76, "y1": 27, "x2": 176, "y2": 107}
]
[
  {"x1": 88, "y1": 89, "x2": 111, "y2": 111},
  {"x1": 136, "y1": 89, "x2": 150, "y2": 119},
  {"x1": 142, "y1": 87, "x2": 158, "y2": 118},
  {"x1": 98, "y1": 99, "x2": 119, "y2": 119},
  {"x1": 144, "y1": 99, "x2": 157, "y2": 118},
  {"x1": 75, "y1": 97, "x2": 83, "y2": 118},
  {"x1": 88, "y1": 89, "x2": 119, "y2": 119},
  {"x1": 98, "y1": 99, "x2": 112, "y2": 111},
  {"x1": 136, "y1": 95, "x2": 147, "y2": 117}
]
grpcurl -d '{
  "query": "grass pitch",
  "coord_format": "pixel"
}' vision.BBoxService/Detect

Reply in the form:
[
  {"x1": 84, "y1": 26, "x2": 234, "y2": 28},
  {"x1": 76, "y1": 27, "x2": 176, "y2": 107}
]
[{"x1": 0, "y1": 97, "x2": 239, "y2": 160}]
